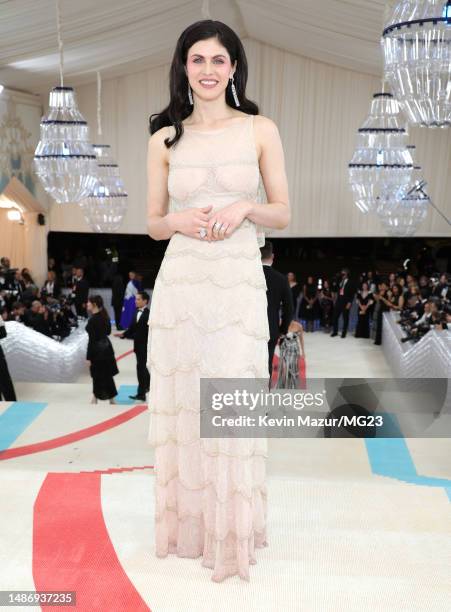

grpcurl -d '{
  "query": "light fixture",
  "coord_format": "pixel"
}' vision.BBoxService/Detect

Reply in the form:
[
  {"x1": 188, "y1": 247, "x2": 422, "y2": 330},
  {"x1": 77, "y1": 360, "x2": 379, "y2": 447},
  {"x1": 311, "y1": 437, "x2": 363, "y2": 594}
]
[
  {"x1": 348, "y1": 92, "x2": 413, "y2": 213},
  {"x1": 79, "y1": 144, "x2": 128, "y2": 232},
  {"x1": 376, "y1": 165, "x2": 430, "y2": 236},
  {"x1": 0, "y1": 85, "x2": 4, "y2": 95},
  {"x1": 7, "y1": 209, "x2": 22, "y2": 222},
  {"x1": 33, "y1": 0, "x2": 97, "y2": 203},
  {"x1": 382, "y1": 0, "x2": 451, "y2": 128},
  {"x1": 78, "y1": 72, "x2": 128, "y2": 232}
]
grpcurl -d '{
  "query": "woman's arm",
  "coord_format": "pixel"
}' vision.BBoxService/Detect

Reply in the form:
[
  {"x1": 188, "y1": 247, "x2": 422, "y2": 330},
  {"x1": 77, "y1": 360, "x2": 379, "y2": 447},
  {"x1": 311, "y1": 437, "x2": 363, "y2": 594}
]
[
  {"x1": 146, "y1": 128, "x2": 177, "y2": 241},
  {"x1": 147, "y1": 128, "x2": 214, "y2": 241},
  {"x1": 245, "y1": 116, "x2": 290, "y2": 231}
]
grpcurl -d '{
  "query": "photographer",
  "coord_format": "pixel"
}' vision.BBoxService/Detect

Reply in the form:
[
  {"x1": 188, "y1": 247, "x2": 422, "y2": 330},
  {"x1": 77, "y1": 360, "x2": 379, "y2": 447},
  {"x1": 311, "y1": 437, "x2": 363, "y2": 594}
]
[
  {"x1": 71, "y1": 268, "x2": 89, "y2": 318},
  {"x1": 6, "y1": 302, "x2": 26, "y2": 323},
  {"x1": 433, "y1": 274, "x2": 450, "y2": 301},
  {"x1": 23, "y1": 300, "x2": 52, "y2": 337},
  {"x1": 41, "y1": 270, "x2": 61, "y2": 300}
]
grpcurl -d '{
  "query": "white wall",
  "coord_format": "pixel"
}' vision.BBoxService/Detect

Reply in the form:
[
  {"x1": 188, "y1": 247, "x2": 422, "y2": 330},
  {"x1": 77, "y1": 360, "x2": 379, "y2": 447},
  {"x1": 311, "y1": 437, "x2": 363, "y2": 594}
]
[
  {"x1": 0, "y1": 89, "x2": 49, "y2": 284},
  {"x1": 47, "y1": 37, "x2": 451, "y2": 238}
]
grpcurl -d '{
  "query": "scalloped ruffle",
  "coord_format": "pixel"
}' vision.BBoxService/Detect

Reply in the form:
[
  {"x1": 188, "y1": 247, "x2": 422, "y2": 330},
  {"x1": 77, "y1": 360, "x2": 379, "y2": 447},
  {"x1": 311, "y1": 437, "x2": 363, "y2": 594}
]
[{"x1": 148, "y1": 229, "x2": 270, "y2": 582}]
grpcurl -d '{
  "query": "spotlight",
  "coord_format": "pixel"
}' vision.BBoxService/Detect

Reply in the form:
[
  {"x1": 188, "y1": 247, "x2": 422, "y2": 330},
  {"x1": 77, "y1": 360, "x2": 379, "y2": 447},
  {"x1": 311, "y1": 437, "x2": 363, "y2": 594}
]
[{"x1": 7, "y1": 209, "x2": 21, "y2": 222}]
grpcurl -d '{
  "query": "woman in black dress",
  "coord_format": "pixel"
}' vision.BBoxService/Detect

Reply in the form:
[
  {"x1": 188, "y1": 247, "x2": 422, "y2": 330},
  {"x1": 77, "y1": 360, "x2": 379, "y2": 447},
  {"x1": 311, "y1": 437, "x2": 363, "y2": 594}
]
[
  {"x1": 300, "y1": 276, "x2": 320, "y2": 332},
  {"x1": 355, "y1": 282, "x2": 374, "y2": 338},
  {"x1": 319, "y1": 278, "x2": 334, "y2": 331},
  {"x1": 86, "y1": 295, "x2": 119, "y2": 404},
  {"x1": 387, "y1": 283, "x2": 404, "y2": 312},
  {"x1": 287, "y1": 272, "x2": 301, "y2": 318},
  {"x1": 371, "y1": 282, "x2": 391, "y2": 346}
]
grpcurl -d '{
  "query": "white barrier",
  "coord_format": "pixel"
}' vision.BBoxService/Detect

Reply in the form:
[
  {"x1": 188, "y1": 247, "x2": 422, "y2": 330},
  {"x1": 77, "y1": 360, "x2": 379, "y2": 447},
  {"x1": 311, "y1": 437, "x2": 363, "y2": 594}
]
[{"x1": 1, "y1": 321, "x2": 88, "y2": 383}]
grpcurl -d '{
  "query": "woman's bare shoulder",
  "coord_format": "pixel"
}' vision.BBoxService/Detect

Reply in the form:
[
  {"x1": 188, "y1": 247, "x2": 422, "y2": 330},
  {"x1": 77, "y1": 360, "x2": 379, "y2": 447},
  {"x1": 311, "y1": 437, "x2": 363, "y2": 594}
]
[
  {"x1": 254, "y1": 114, "x2": 279, "y2": 134},
  {"x1": 148, "y1": 125, "x2": 172, "y2": 163}
]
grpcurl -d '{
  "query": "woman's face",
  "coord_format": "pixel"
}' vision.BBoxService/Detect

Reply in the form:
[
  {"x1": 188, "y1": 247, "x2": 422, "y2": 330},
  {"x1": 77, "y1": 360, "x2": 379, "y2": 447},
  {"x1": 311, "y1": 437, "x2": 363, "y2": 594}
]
[
  {"x1": 186, "y1": 37, "x2": 236, "y2": 103},
  {"x1": 307, "y1": 276, "x2": 313, "y2": 284},
  {"x1": 87, "y1": 301, "x2": 93, "y2": 313},
  {"x1": 362, "y1": 282, "x2": 369, "y2": 292}
]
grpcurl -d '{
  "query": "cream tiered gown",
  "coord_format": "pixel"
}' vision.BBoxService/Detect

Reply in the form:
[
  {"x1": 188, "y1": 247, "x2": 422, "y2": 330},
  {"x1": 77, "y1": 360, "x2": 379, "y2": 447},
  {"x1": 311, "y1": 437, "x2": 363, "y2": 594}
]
[{"x1": 147, "y1": 113, "x2": 269, "y2": 582}]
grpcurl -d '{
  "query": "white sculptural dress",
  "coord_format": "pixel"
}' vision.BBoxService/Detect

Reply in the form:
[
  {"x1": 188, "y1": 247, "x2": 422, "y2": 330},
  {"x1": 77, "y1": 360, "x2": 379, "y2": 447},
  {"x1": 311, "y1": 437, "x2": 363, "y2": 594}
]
[{"x1": 147, "y1": 113, "x2": 270, "y2": 582}]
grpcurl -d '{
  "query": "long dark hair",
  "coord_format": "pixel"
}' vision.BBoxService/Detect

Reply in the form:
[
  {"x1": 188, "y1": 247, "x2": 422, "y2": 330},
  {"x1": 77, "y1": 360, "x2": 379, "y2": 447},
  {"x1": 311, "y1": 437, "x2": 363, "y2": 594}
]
[
  {"x1": 88, "y1": 294, "x2": 110, "y2": 325},
  {"x1": 149, "y1": 19, "x2": 258, "y2": 148}
]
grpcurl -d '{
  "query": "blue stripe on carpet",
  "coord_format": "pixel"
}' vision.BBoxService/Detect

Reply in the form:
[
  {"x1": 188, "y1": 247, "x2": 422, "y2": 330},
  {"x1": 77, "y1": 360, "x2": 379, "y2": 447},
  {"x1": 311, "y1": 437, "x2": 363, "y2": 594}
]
[
  {"x1": 0, "y1": 402, "x2": 47, "y2": 451},
  {"x1": 116, "y1": 385, "x2": 141, "y2": 405},
  {"x1": 365, "y1": 434, "x2": 451, "y2": 502}
]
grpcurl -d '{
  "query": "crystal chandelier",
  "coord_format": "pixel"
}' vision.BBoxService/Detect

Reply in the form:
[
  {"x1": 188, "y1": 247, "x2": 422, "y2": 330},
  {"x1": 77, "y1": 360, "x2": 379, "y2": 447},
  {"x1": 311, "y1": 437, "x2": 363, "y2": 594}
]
[
  {"x1": 33, "y1": 0, "x2": 97, "y2": 203},
  {"x1": 79, "y1": 144, "x2": 128, "y2": 233},
  {"x1": 34, "y1": 87, "x2": 97, "y2": 203},
  {"x1": 382, "y1": 0, "x2": 451, "y2": 128},
  {"x1": 79, "y1": 72, "x2": 128, "y2": 233},
  {"x1": 348, "y1": 92, "x2": 413, "y2": 213},
  {"x1": 376, "y1": 165, "x2": 430, "y2": 236}
]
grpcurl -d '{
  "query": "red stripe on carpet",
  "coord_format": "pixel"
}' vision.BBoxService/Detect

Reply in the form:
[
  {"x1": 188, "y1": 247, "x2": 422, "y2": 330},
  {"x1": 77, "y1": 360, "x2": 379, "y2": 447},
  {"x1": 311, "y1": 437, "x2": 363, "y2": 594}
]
[
  {"x1": 79, "y1": 465, "x2": 154, "y2": 474},
  {"x1": 33, "y1": 472, "x2": 150, "y2": 612},
  {"x1": 0, "y1": 405, "x2": 147, "y2": 461},
  {"x1": 116, "y1": 349, "x2": 134, "y2": 361}
]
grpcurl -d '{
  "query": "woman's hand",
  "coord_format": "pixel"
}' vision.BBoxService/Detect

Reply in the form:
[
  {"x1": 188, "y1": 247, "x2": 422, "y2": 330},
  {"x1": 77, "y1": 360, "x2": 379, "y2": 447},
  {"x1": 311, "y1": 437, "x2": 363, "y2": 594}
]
[
  {"x1": 171, "y1": 205, "x2": 213, "y2": 240},
  {"x1": 205, "y1": 200, "x2": 251, "y2": 241}
]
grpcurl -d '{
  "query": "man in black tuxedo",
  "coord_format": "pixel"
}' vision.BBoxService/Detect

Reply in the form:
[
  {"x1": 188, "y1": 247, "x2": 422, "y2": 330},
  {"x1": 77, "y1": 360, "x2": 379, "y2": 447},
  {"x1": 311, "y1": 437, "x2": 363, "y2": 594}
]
[
  {"x1": 331, "y1": 268, "x2": 354, "y2": 338},
  {"x1": 261, "y1": 241, "x2": 294, "y2": 379},
  {"x1": 117, "y1": 291, "x2": 150, "y2": 401},
  {"x1": 72, "y1": 268, "x2": 89, "y2": 318}
]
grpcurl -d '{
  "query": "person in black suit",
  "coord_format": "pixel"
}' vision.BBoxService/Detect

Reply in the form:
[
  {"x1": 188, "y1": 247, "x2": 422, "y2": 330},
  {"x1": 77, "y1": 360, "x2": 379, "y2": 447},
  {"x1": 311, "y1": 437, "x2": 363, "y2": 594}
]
[
  {"x1": 0, "y1": 317, "x2": 16, "y2": 401},
  {"x1": 116, "y1": 291, "x2": 150, "y2": 401},
  {"x1": 72, "y1": 268, "x2": 89, "y2": 318},
  {"x1": 433, "y1": 274, "x2": 450, "y2": 302},
  {"x1": 41, "y1": 270, "x2": 61, "y2": 300},
  {"x1": 261, "y1": 241, "x2": 294, "y2": 380},
  {"x1": 331, "y1": 268, "x2": 354, "y2": 338}
]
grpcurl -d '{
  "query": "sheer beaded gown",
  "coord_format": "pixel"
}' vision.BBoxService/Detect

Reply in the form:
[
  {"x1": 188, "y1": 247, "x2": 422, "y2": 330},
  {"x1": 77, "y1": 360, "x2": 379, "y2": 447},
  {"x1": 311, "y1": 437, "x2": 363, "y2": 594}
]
[{"x1": 146, "y1": 113, "x2": 270, "y2": 582}]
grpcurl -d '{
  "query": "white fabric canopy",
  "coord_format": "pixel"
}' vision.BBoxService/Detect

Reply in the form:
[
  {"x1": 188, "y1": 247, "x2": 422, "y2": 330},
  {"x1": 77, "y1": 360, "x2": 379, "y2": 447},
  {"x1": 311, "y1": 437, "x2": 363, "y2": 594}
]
[
  {"x1": 0, "y1": 0, "x2": 386, "y2": 93},
  {"x1": 48, "y1": 37, "x2": 451, "y2": 238}
]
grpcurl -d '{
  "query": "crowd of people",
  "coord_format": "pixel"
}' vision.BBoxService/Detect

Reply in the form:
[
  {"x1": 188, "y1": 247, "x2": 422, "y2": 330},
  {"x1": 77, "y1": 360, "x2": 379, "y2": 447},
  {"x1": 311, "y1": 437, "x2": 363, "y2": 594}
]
[
  {"x1": 0, "y1": 255, "x2": 151, "y2": 404},
  {"x1": 285, "y1": 267, "x2": 451, "y2": 346},
  {"x1": 1, "y1": 250, "x2": 450, "y2": 400}
]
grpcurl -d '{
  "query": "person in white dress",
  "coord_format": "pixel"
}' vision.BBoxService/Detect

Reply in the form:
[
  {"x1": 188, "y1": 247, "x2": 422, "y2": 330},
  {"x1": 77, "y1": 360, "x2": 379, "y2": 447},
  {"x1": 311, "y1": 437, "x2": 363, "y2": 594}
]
[{"x1": 146, "y1": 19, "x2": 291, "y2": 582}]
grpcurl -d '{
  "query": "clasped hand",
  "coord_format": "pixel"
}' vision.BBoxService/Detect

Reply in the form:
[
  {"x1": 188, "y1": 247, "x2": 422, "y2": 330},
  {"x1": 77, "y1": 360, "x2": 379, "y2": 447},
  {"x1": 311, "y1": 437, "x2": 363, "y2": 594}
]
[{"x1": 176, "y1": 200, "x2": 250, "y2": 242}]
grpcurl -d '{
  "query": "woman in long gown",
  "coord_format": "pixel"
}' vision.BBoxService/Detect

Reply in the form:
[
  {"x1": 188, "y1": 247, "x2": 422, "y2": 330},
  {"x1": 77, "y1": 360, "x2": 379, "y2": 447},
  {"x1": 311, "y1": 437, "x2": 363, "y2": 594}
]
[
  {"x1": 299, "y1": 276, "x2": 320, "y2": 332},
  {"x1": 275, "y1": 320, "x2": 305, "y2": 389},
  {"x1": 145, "y1": 20, "x2": 290, "y2": 582},
  {"x1": 354, "y1": 282, "x2": 374, "y2": 338},
  {"x1": 86, "y1": 295, "x2": 118, "y2": 404}
]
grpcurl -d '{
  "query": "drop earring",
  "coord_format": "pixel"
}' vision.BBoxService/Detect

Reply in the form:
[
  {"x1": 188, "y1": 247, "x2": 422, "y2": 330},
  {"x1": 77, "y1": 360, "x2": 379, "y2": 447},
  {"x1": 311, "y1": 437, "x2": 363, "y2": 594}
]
[
  {"x1": 230, "y1": 74, "x2": 240, "y2": 107},
  {"x1": 188, "y1": 83, "x2": 193, "y2": 105}
]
